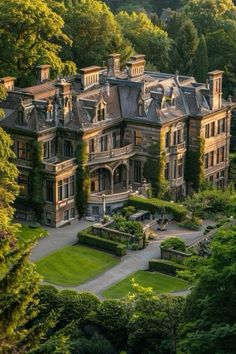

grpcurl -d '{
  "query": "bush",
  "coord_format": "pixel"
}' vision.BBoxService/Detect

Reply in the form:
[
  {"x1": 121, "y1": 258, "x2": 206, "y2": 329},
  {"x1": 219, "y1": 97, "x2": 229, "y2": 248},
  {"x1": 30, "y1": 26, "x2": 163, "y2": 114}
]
[
  {"x1": 78, "y1": 231, "x2": 127, "y2": 257},
  {"x1": 129, "y1": 196, "x2": 187, "y2": 221},
  {"x1": 121, "y1": 205, "x2": 136, "y2": 219},
  {"x1": 179, "y1": 218, "x2": 202, "y2": 231},
  {"x1": 113, "y1": 219, "x2": 143, "y2": 240},
  {"x1": 149, "y1": 259, "x2": 186, "y2": 275},
  {"x1": 161, "y1": 237, "x2": 186, "y2": 252}
]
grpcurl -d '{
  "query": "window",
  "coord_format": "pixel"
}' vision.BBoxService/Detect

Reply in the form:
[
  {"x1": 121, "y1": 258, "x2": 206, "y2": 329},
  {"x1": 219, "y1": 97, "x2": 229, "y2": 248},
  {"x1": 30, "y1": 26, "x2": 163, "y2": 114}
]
[
  {"x1": 205, "y1": 151, "x2": 214, "y2": 169},
  {"x1": 134, "y1": 160, "x2": 142, "y2": 183},
  {"x1": 100, "y1": 135, "x2": 108, "y2": 152},
  {"x1": 64, "y1": 140, "x2": 73, "y2": 157},
  {"x1": 177, "y1": 158, "x2": 183, "y2": 178},
  {"x1": 164, "y1": 163, "x2": 169, "y2": 180},
  {"x1": 17, "y1": 111, "x2": 24, "y2": 125},
  {"x1": 97, "y1": 107, "x2": 105, "y2": 121},
  {"x1": 112, "y1": 131, "x2": 119, "y2": 149},
  {"x1": 44, "y1": 141, "x2": 50, "y2": 159},
  {"x1": 58, "y1": 176, "x2": 75, "y2": 201},
  {"x1": 17, "y1": 141, "x2": 31, "y2": 160},
  {"x1": 174, "y1": 160, "x2": 177, "y2": 179},
  {"x1": 64, "y1": 210, "x2": 69, "y2": 221},
  {"x1": 165, "y1": 132, "x2": 170, "y2": 148},
  {"x1": 218, "y1": 118, "x2": 226, "y2": 134},
  {"x1": 46, "y1": 180, "x2": 54, "y2": 202},
  {"x1": 70, "y1": 208, "x2": 75, "y2": 218},
  {"x1": 89, "y1": 139, "x2": 95, "y2": 153},
  {"x1": 217, "y1": 146, "x2": 225, "y2": 164},
  {"x1": 18, "y1": 175, "x2": 28, "y2": 197},
  {"x1": 216, "y1": 170, "x2": 225, "y2": 189},
  {"x1": 134, "y1": 130, "x2": 142, "y2": 146},
  {"x1": 173, "y1": 129, "x2": 182, "y2": 145},
  {"x1": 205, "y1": 122, "x2": 215, "y2": 138}
]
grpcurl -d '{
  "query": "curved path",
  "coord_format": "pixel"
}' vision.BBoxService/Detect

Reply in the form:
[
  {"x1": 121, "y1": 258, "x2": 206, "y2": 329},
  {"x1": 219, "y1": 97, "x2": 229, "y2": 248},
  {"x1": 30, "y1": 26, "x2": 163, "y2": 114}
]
[{"x1": 33, "y1": 219, "x2": 213, "y2": 297}]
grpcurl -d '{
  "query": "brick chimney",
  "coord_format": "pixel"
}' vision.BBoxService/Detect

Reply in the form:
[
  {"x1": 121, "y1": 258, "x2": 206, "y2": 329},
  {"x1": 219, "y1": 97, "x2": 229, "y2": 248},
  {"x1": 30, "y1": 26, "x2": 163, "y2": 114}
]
[
  {"x1": 80, "y1": 66, "x2": 102, "y2": 90},
  {"x1": 126, "y1": 54, "x2": 146, "y2": 79},
  {"x1": 107, "y1": 53, "x2": 121, "y2": 78},
  {"x1": 208, "y1": 70, "x2": 224, "y2": 110},
  {"x1": 0, "y1": 76, "x2": 16, "y2": 91},
  {"x1": 37, "y1": 64, "x2": 51, "y2": 84}
]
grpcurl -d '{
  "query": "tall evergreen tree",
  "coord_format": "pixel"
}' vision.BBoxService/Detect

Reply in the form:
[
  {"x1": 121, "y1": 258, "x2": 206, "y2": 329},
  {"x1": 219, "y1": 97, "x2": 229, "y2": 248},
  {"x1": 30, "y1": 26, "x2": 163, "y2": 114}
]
[
  {"x1": 0, "y1": 127, "x2": 42, "y2": 353},
  {"x1": 193, "y1": 35, "x2": 209, "y2": 83}
]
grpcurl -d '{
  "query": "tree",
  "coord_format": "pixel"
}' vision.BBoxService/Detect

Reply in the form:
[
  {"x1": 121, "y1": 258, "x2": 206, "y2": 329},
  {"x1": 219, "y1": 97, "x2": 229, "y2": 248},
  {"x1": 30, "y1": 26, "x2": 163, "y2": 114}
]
[
  {"x1": 170, "y1": 19, "x2": 199, "y2": 75},
  {"x1": 183, "y1": 0, "x2": 235, "y2": 35},
  {"x1": 0, "y1": 127, "x2": 42, "y2": 353},
  {"x1": 192, "y1": 35, "x2": 209, "y2": 82},
  {"x1": 179, "y1": 224, "x2": 236, "y2": 353},
  {"x1": 63, "y1": 0, "x2": 133, "y2": 68},
  {"x1": 117, "y1": 11, "x2": 171, "y2": 71},
  {"x1": 0, "y1": 0, "x2": 75, "y2": 86}
]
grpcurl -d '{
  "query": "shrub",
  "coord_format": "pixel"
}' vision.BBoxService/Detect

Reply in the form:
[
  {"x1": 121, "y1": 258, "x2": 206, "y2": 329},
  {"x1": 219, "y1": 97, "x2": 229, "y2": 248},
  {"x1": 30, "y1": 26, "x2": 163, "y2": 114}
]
[
  {"x1": 179, "y1": 218, "x2": 202, "y2": 231},
  {"x1": 78, "y1": 231, "x2": 127, "y2": 257},
  {"x1": 161, "y1": 237, "x2": 186, "y2": 252},
  {"x1": 148, "y1": 259, "x2": 186, "y2": 275},
  {"x1": 129, "y1": 196, "x2": 187, "y2": 221},
  {"x1": 113, "y1": 219, "x2": 143, "y2": 240},
  {"x1": 121, "y1": 205, "x2": 136, "y2": 219}
]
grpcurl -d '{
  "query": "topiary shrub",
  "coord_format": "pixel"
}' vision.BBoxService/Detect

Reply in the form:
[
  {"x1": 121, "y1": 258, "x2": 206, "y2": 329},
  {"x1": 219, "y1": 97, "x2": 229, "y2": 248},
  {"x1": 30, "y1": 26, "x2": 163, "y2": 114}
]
[
  {"x1": 161, "y1": 237, "x2": 186, "y2": 252},
  {"x1": 78, "y1": 231, "x2": 127, "y2": 256},
  {"x1": 121, "y1": 205, "x2": 136, "y2": 219},
  {"x1": 148, "y1": 259, "x2": 186, "y2": 275}
]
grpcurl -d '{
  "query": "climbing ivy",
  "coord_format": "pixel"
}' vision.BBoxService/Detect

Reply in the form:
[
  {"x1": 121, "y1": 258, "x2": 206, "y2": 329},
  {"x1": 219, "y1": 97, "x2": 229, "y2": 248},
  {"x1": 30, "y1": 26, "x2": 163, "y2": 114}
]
[
  {"x1": 185, "y1": 137, "x2": 205, "y2": 192},
  {"x1": 143, "y1": 132, "x2": 169, "y2": 199},
  {"x1": 29, "y1": 140, "x2": 44, "y2": 221},
  {"x1": 75, "y1": 139, "x2": 90, "y2": 218}
]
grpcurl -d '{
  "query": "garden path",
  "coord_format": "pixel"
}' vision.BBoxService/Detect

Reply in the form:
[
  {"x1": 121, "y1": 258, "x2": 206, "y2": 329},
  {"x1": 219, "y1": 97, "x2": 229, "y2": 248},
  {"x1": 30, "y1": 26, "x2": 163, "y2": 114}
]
[{"x1": 36, "y1": 219, "x2": 213, "y2": 297}]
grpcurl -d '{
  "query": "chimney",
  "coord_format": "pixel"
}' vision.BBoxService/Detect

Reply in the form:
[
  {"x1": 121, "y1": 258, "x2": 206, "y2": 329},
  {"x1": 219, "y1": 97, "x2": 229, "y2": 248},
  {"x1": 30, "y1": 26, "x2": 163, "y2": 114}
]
[
  {"x1": 80, "y1": 66, "x2": 102, "y2": 90},
  {"x1": 0, "y1": 76, "x2": 16, "y2": 91},
  {"x1": 208, "y1": 70, "x2": 224, "y2": 110},
  {"x1": 37, "y1": 64, "x2": 51, "y2": 84},
  {"x1": 107, "y1": 53, "x2": 120, "y2": 78},
  {"x1": 126, "y1": 54, "x2": 146, "y2": 79}
]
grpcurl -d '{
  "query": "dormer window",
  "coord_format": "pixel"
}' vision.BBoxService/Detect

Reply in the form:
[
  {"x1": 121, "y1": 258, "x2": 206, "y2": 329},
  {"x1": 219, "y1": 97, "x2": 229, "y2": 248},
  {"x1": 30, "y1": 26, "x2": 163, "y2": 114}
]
[
  {"x1": 17, "y1": 111, "x2": 24, "y2": 125},
  {"x1": 97, "y1": 102, "x2": 106, "y2": 122}
]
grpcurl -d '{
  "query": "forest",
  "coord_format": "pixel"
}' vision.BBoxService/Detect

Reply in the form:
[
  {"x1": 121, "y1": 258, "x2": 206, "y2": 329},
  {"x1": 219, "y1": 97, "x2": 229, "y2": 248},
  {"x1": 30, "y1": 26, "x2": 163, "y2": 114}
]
[{"x1": 0, "y1": 0, "x2": 236, "y2": 95}]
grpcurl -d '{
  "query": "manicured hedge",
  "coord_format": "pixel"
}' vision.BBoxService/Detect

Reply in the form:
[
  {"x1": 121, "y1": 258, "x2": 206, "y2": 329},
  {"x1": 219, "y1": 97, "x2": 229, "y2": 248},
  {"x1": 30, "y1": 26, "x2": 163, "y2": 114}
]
[
  {"x1": 129, "y1": 196, "x2": 187, "y2": 222},
  {"x1": 78, "y1": 231, "x2": 127, "y2": 257},
  {"x1": 149, "y1": 259, "x2": 186, "y2": 275}
]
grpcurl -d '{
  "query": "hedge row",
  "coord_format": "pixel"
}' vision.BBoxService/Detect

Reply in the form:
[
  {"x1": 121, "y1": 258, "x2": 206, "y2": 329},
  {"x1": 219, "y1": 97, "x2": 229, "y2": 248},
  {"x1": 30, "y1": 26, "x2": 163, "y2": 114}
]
[
  {"x1": 78, "y1": 231, "x2": 127, "y2": 257},
  {"x1": 129, "y1": 196, "x2": 187, "y2": 222},
  {"x1": 148, "y1": 259, "x2": 186, "y2": 275}
]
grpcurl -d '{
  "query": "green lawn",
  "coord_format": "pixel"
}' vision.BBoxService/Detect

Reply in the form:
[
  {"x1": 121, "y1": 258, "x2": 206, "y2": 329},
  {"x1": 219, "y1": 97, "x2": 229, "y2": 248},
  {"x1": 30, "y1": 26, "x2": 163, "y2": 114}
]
[
  {"x1": 103, "y1": 270, "x2": 189, "y2": 299},
  {"x1": 17, "y1": 225, "x2": 47, "y2": 244},
  {"x1": 36, "y1": 245, "x2": 119, "y2": 286}
]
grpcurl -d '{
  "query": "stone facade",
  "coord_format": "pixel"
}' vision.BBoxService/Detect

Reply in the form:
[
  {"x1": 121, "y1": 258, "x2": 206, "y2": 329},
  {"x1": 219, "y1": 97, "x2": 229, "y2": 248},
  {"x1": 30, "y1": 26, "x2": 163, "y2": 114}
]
[{"x1": 0, "y1": 54, "x2": 234, "y2": 227}]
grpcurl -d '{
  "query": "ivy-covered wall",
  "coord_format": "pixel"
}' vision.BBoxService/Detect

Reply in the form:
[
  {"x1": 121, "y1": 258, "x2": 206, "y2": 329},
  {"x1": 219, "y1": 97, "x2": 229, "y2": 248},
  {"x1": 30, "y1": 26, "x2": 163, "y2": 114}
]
[
  {"x1": 75, "y1": 139, "x2": 90, "y2": 218},
  {"x1": 29, "y1": 140, "x2": 44, "y2": 221},
  {"x1": 185, "y1": 137, "x2": 205, "y2": 192},
  {"x1": 143, "y1": 132, "x2": 169, "y2": 198}
]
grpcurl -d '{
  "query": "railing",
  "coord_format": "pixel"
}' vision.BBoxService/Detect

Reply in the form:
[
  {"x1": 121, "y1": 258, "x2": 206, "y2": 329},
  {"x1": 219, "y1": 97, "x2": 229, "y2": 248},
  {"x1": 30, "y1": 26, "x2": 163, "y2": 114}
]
[
  {"x1": 15, "y1": 159, "x2": 32, "y2": 168},
  {"x1": 169, "y1": 141, "x2": 186, "y2": 154},
  {"x1": 88, "y1": 144, "x2": 134, "y2": 163},
  {"x1": 89, "y1": 190, "x2": 131, "y2": 204},
  {"x1": 43, "y1": 158, "x2": 76, "y2": 173}
]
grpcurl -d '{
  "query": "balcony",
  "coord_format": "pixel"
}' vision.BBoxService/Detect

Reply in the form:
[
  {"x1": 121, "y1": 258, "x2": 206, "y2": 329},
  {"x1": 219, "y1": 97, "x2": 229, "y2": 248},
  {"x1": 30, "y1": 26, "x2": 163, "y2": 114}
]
[
  {"x1": 88, "y1": 143, "x2": 135, "y2": 165},
  {"x1": 43, "y1": 157, "x2": 76, "y2": 173},
  {"x1": 169, "y1": 141, "x2": 186, "y2": 155},
  {"x1": 89, "y1": 190, "x2": 131, "y2": 204}
]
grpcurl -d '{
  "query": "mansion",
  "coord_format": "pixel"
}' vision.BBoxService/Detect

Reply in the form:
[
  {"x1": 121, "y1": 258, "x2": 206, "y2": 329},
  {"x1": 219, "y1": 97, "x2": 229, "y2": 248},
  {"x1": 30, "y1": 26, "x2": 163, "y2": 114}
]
[{"x1": 0, "y1": 54, "x2": 234, "y2": 227}]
